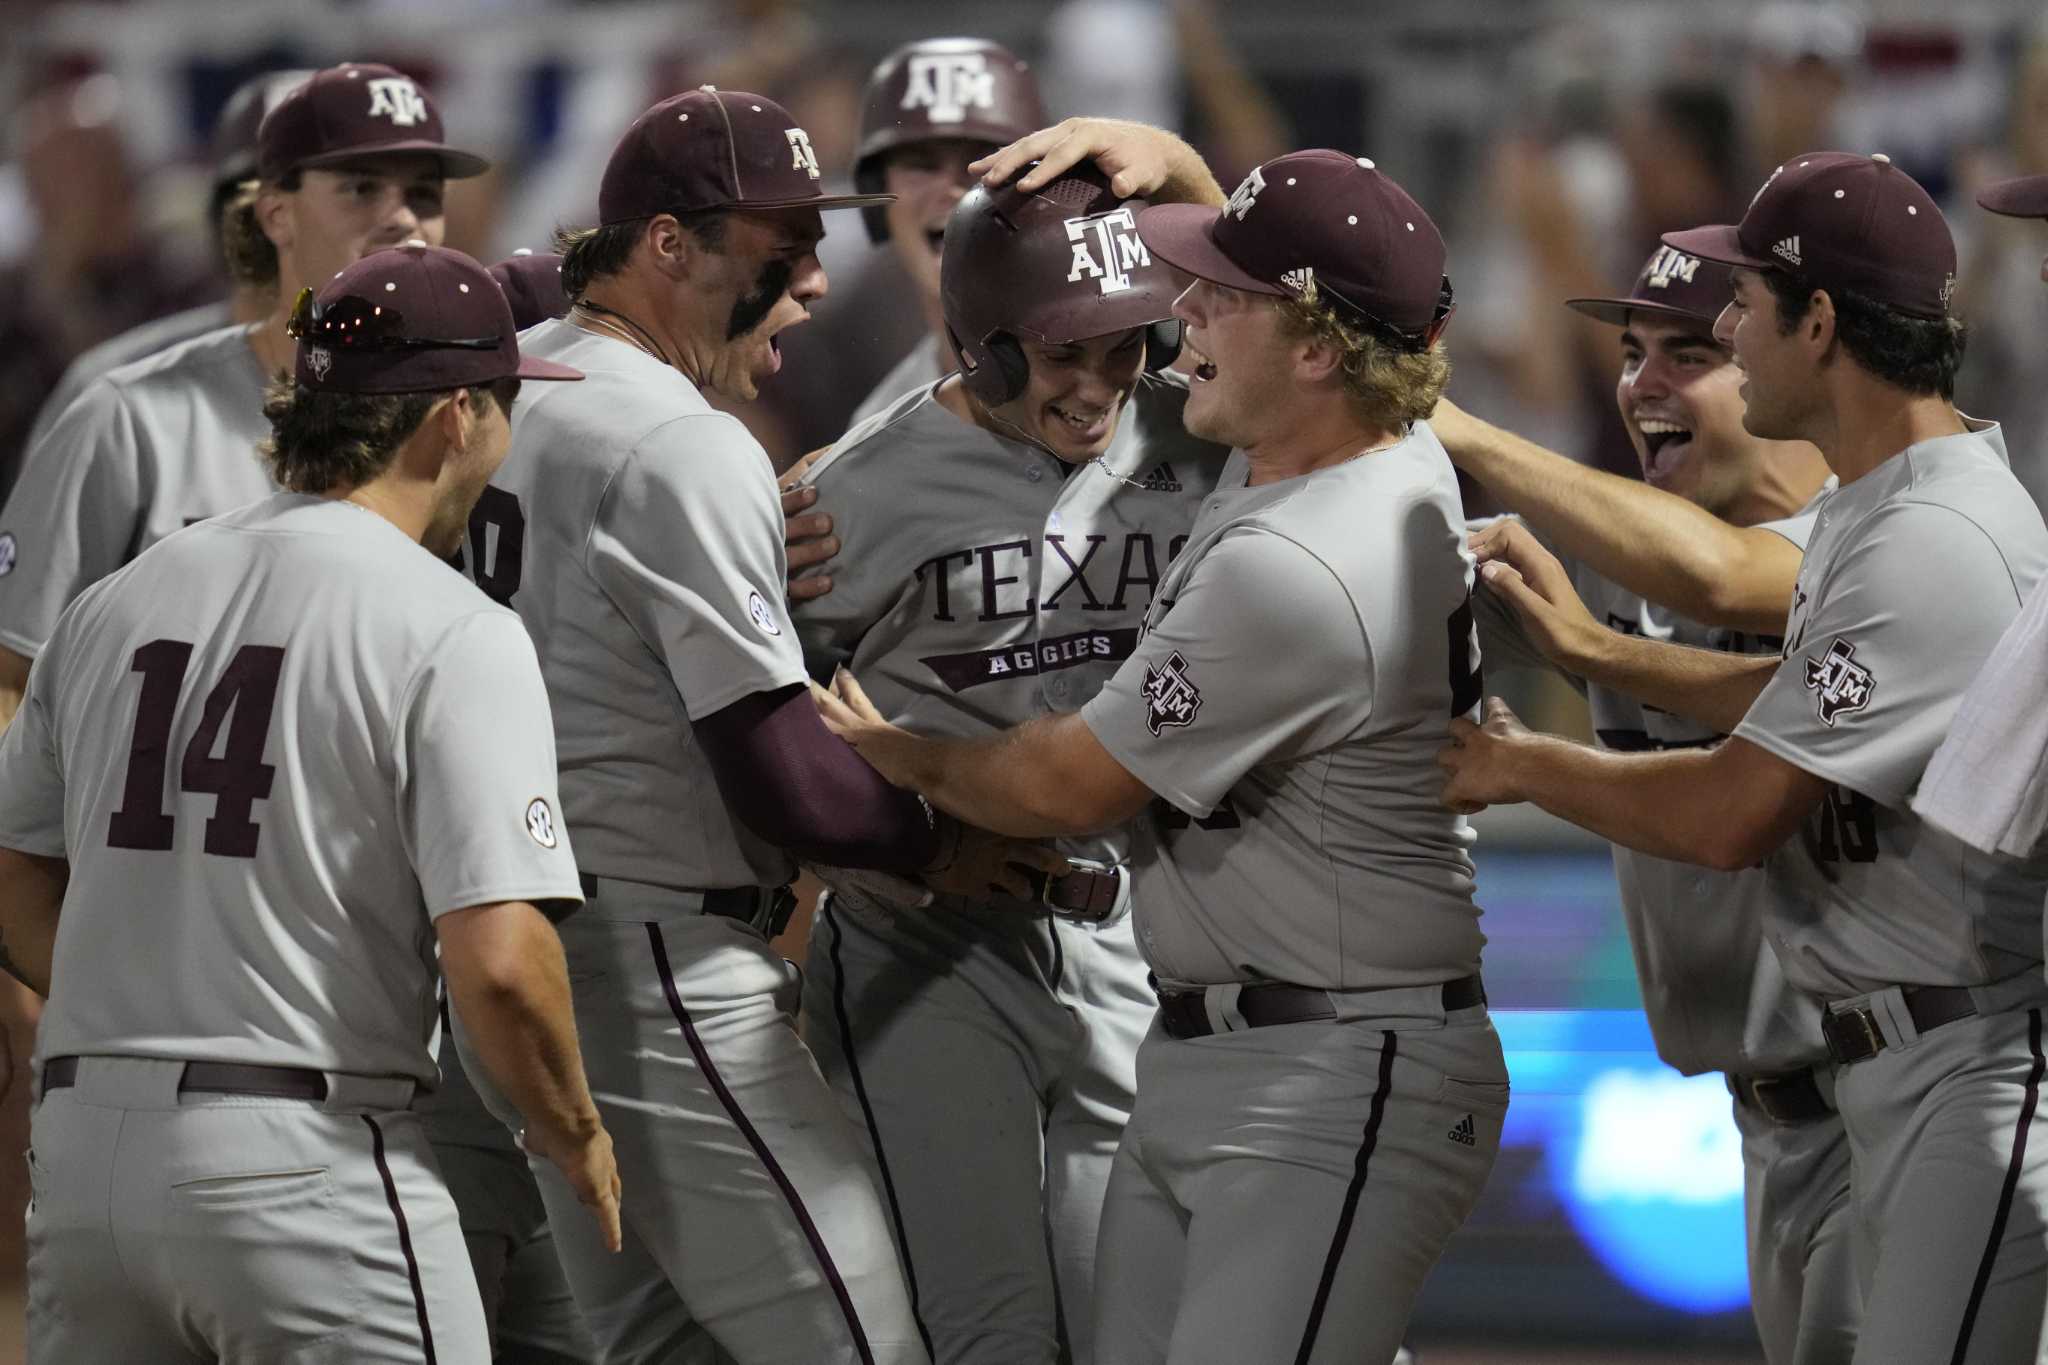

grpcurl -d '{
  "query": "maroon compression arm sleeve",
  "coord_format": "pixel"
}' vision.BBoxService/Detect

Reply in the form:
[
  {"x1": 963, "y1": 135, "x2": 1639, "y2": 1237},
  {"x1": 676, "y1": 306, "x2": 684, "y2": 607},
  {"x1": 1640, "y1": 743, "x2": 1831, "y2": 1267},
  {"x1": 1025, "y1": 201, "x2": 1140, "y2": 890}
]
[{"x1": 695, "y1": 683, "x2": 942, "y2": 873}]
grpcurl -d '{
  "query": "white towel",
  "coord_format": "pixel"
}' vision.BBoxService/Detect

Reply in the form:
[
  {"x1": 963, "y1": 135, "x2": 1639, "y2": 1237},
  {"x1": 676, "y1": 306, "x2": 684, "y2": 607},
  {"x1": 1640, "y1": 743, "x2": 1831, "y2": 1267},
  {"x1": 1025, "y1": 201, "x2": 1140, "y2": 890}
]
[{"x1": 1914, "y1": 585, "x2": 2048, "y2": 857}]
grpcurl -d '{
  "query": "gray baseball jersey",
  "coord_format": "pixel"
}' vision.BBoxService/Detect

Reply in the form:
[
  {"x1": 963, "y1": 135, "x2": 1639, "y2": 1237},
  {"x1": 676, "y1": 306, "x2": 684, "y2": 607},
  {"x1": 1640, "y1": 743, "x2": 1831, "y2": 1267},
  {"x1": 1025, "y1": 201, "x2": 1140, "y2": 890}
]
[
  {"x1": 483, "y1": 318, "x2": 807, "y2": 894},
  {"x1": 1081, "y1": 424, "x2": 1484, "y2": 991},
  {"x1": 0, "y1": 323, "x2": 273, "y2": 659},
  {"x1": 1734, "y1": 420, "x2": 2048, "y2": 998},
  {"x1": 0, "y1": 493, "x2": 580, "y2": 1083},
  {"x1": 846, "y1": 333, "x2": 948, "y2": 433},
  {"x1": 1477, "y1": 513, "x2": 1825, "y2": 1075},
  {"x1": 1912, "y1": 579, "x2": 2048, "y2": 860},
  {"x1": 23, "y1": 301, "x2": 235, "y2": 460},
  {"x1": 794, "y1": 372, "x2": 1230, "y2": 863}
]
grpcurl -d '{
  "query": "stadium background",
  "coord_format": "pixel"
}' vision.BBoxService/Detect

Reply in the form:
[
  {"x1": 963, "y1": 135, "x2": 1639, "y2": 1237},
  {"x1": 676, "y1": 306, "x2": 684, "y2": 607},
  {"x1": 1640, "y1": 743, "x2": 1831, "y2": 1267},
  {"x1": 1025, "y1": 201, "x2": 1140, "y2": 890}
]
[{"x1": 5, "y1": 0, "x2": 2047, "y2": 1359}]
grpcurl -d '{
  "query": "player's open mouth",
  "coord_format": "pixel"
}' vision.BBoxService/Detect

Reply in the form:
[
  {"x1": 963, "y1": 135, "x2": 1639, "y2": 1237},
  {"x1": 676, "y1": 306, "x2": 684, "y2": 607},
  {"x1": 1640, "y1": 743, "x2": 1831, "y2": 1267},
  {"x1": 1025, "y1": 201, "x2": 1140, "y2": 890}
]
[
  {"x1": 1049, "y1": 402, "x2": 1113, "y2": 441},
  {"x1": 1637, "y1": 418, "x2": 1692, "y2": 483},
  {"x1": 1184, "y1": 341, "x2": 1218, "y2": 383},
  {"x1": 924, "y1": 225, "x2": 946, "y2": 256}
]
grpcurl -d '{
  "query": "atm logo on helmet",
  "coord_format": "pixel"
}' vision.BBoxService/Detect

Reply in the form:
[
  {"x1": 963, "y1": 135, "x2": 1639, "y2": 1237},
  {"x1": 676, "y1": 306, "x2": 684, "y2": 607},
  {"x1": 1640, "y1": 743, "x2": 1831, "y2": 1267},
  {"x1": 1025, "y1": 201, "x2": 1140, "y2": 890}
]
[
  {"x1": 902, "y1": 53, "x2": 995, "y2": 124},
  {"x1": 1066, "y1": 207, "x2": 1151, "y2": 295}
]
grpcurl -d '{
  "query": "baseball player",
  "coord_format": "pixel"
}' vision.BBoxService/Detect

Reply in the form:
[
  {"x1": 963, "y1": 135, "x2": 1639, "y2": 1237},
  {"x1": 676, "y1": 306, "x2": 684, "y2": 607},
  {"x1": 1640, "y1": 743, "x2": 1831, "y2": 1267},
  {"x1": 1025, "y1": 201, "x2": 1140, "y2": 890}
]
[
  {"x1": 22, "y1": 68, "x2": 312, "y2": 467},
  {"x1": 1440, "y1": 153, "x2": 2048, "y2": 1365},
  {"x1": 845, "y1": 38, "x2": 1047, "y2": 427},
  {"x1": 789, "y1": 141, "x2": 1228, "y2": 1365},
  {"x1": 1448, "y1": 247, "x2": 1853, "y2": 1363},
  {"x1": 815, "y1": 148, "x2": 1500, "y2": 1365},
  {"x1": 0, "y1": 61, "x2": 487, "y2": 729},
  {"x1": 453, "y1": 87, "x2": 1055, "y2": 1365},
  {"x1": 1913, "y1": 174, "x2": 2048, "y2": 863},
  {"x1": 0, "y1": 241, "x2": 612, "y2": 1363}
]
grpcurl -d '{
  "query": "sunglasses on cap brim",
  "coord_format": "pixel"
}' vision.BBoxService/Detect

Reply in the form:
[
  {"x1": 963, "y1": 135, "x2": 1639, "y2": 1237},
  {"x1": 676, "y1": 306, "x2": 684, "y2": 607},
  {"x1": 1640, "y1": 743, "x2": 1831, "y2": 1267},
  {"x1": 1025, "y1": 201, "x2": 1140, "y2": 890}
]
[
  {"x1": 287, "y1": 287, "x2": 501, "y2": 353},
  {"x1": 1318, "y1": 275, "x2": 1455, "y2": 353}
]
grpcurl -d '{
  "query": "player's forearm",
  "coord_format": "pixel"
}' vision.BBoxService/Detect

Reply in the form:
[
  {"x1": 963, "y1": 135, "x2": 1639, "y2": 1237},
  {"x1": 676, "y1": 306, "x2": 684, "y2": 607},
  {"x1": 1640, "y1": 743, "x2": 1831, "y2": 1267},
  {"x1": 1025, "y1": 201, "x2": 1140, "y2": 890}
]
[
  {"x1": 1448, "y1": 417, "x2": 1795, "y2": 631},
  {"x1": 1146, "y1": 128, "x2": 1227, "y2": 209},
  {"x1": 866, "y1": 718, "x2": 1124, "y2": 839},
  {"x1": 1560, "y1": 631, "x2": 1778, "y2": 735},
  {"x1": 0, "y1": 647, "x2": 30, "y2": 733},
  {"x1": 440, "y1": 903, "x2": 603, "y2": 1152},
  {"x1": 0, "y1": 849, "x2": 67, "y2": 997},
  {"x1": 1499, "y1": 739, "x2": 1771, "y2": 870}
]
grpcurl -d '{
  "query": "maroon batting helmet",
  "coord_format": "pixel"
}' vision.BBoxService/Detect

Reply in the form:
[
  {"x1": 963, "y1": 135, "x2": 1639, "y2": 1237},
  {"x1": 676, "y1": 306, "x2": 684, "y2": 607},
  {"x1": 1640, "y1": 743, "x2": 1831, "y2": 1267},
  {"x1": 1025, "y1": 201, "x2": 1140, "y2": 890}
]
[
  {"x1": 853, "y1": 37, "x2": 1046, "y2": 244},
  {"x1": 942, "y1": 164, "x2": 1182, "y2": 408}
]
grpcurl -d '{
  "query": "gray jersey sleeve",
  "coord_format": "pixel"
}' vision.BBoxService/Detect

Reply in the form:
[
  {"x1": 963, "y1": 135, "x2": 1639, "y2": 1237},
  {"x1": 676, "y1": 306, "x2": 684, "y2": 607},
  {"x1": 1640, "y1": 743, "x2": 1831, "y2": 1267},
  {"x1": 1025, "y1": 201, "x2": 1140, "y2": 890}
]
[
  {"x1": 400, "y1": 611, "x2": 582, "y2": 917},
  {"x1": 1081, "y1": 528, "x2": 1370, "y2": 818},
  {"x1": 0, "y1": 382, "x2": 144, "y2": 658},
  {"x1": 1736, "y1": 501, "x2": 2026, "y2": 808},
  {"x1": 1913, "y1": 583, "x2": 2048, "y2": 857},
  {"x1": 0, "y1": 650, "x2": 66, "y2": 857},
  {"x1": 587, "y1": 415, "x2": 807, "y2": 718}
]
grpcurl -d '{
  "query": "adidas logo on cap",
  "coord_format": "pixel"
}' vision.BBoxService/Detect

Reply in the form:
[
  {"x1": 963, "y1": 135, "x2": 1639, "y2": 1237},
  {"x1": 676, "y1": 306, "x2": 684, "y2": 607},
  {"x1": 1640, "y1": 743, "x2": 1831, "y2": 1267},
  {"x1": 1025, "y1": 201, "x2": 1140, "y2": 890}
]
[
  {"x1": 1772, "y1": 236, "x2": 1802, "y2": 267},
  {"x1": 1138, "y1": 462, "x2": 1181, "y2": 493},
  {"x1": 1447, "y1": 1114, "x2": 1477, "y2": 1147}
]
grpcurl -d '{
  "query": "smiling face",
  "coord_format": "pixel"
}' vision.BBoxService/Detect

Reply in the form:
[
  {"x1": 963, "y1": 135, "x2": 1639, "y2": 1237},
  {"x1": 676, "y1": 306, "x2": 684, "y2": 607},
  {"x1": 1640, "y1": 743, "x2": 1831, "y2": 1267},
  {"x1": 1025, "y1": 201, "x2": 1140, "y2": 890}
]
[
  {"x1": 1715, "y1": 267, "x2": 1821, "y2": 443},
  {"x1": 983, "y1": 326, "x2": 1148, "y2": 462},
  {"x1": 693, "y1": 206, "x2": 828, "y2": 403},
  {"x1": 267, "y1": 153, "x2": 447, "y2": 296},
  {"x1": 1616, "y1": 312, "x2": 1763, "y2": 514},
  {"x1": 1171, "y1": 278, "x2": 1296, "y2": 450},
  {"x1": 881, "y1": 139, "x2": 993, "y2": 312}
]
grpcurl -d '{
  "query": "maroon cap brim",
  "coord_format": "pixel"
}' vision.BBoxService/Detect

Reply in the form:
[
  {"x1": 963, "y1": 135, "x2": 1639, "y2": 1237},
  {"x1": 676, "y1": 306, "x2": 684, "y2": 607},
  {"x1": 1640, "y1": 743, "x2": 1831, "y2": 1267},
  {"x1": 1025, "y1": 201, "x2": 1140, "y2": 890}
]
[
  {"x1": 1136, "y1": 203, "x2": 1287, "y2": 297},
  {"x1": 1660, "y1": 225, "x2": 1773, "y2": 272},
  {"x1": 298, "y1": 140, "x2": 492, "y2": 180},
  {"x1": 1563, "y1": 296, "x2": 1720, "y2": 328},
  {"x1": 732, "y1": 191, "x2": 896, "y2": 212},
  {"x1": 514, "y1": 357, "x2": 583, "y2": 382},
  {"x1": 1978, "y1": 176, "x2": 2048, "y2": 220}
]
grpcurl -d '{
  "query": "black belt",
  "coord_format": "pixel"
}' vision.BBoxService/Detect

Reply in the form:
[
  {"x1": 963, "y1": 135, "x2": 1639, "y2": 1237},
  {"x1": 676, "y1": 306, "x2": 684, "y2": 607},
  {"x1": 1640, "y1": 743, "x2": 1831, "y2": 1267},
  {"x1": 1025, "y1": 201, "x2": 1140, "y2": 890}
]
[
  {"x1": 1727, "y1": 1067, "x2": 1834, "y2": 1125},
  {"x1": 578, "y1": 874, "x2": 797, "y2": 938},
  {"x1": 1156, "y1": 975, "x2": 1486, "y2": 1041},
  {"x1": 1022, "y1": 866, "x2": 1122, "y2": 923},
  {"x1": 42, "y1": 1055, "x2": 329, "y2": 1102},
  {"x1": 1821, "y1": 984, "x2": 1981, "y2": 1065}
]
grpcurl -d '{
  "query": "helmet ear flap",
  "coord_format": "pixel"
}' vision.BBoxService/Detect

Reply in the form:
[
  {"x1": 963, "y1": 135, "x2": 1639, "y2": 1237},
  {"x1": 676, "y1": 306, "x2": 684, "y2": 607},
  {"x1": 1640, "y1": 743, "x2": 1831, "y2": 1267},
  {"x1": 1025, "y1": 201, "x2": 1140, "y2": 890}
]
[
  {"x1": 854, "y1": 159, "x2": 890, "y2": 245},
  {"x1": 949, "y1": 324, "x2": 1031, "y2": 408},
  {"x1": 1144, "y1": 318, "x2": 1183, "y2": 374}
]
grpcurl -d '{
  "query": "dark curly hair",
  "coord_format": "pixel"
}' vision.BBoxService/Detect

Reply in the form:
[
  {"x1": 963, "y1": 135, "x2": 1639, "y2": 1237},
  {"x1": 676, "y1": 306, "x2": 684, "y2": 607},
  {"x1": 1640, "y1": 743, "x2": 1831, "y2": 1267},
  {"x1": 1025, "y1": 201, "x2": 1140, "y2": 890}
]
[
  {"x1": 554, "y1": 209, "x2": 727, "y2": 300},
  {"x1": 260, "y1": 376, "x2": 515, "y2": 494},
  {"x1": 1763, "y1": 269, "x2": 1965, "y2": 399}
]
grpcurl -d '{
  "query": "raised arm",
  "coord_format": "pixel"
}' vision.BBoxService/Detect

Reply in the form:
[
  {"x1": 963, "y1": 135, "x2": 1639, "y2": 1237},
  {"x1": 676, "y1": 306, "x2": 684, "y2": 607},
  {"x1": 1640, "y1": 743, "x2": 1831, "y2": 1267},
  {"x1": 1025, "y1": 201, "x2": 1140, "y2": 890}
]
[{"x1": 1433, "y1": 398, "x2": 1802, "y2": 632}]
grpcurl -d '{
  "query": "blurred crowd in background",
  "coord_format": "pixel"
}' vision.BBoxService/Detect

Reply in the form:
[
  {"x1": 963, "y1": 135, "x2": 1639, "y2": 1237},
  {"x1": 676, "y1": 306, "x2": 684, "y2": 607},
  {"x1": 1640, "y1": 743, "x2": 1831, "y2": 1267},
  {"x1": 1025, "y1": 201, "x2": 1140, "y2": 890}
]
[{"x1": 8, "y1": 0, "x2": 2048, "y2": 510}]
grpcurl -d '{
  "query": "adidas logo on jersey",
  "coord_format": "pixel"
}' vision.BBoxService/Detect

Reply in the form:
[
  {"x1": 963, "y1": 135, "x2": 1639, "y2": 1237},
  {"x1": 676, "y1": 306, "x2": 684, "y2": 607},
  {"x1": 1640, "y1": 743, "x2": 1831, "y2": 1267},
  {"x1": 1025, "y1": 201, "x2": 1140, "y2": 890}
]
[
  {"x1": 1771, "y1": 236, "x2": 1802, "y2": 267},
  {"x1": 1137, "y1": 462, "x2": 1181, "y2": 492},
  {"x1": 1447, "y1": 1114, "x2": 1477, "y2": 1147}
]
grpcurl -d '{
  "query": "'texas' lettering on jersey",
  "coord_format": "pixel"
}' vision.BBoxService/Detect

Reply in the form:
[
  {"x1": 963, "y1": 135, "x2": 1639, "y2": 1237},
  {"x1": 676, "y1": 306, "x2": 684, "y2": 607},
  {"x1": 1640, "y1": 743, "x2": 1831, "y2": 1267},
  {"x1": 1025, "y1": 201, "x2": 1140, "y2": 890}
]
[{"x1": 911, "y1": 530, "x2": 1187, "y2": 691}]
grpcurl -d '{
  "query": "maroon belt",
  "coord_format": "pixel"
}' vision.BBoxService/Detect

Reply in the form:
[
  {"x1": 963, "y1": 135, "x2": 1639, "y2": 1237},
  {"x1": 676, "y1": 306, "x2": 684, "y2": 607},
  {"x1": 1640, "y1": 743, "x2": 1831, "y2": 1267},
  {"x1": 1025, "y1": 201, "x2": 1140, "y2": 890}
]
[
  {"x1": 1156, "y1": 976, "x2": 1486, "y2": 1040},
  {"x1": 41, "y1": 1055, "x2": 329, "y2": 1102},
  {"x1": 1726, "y1": 1067, "x2": 1834, "y2": 1124},
  {"x1": 1821, "y1": 984, "x2": 1980, "y2": 1065}
]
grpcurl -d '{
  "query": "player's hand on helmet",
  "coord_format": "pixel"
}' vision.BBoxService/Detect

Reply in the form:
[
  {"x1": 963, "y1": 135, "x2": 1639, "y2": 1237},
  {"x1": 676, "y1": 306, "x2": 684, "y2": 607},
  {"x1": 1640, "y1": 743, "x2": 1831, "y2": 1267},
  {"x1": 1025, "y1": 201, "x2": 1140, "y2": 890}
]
[
  {"x1": 521, "y1": 1117, "x2": 624, "y2": 1254},
  {"x1": 973, "y1": 117, "x2": 1196, "y2": 200},
  {"x1": 1467, "y1": 520, "x2": 1603, "y2": 668},
  {"x1": 923, "y1": 820, "x2": 1073, "y2": 903},
  {"x1": 1437, "y1": 696, "x2": 1534, "y2": 814},
  {"x1": 780, "y1": 446, "x2": 838, "y2": 602}
]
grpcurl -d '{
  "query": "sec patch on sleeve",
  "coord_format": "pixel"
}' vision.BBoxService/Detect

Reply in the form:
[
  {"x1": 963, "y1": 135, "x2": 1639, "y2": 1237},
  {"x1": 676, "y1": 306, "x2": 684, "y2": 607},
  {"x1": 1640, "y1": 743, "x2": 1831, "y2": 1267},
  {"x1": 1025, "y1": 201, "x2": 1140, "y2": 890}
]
[
  {"x1": 1142, "y1": 650, "x2": 1203, "y2": 735},
  {"x1": 747, "y1": 589, "x2": 783, "y2": 636},
  {"x1": 0, "y1": 532, "x2": 16, "y2": 576},
  {"x1": 1804, "y1": 637, "x2": 1874, "y2": 727},
  {"x1": 524, "y1": 796, "x2": 559, "y2": 849}
]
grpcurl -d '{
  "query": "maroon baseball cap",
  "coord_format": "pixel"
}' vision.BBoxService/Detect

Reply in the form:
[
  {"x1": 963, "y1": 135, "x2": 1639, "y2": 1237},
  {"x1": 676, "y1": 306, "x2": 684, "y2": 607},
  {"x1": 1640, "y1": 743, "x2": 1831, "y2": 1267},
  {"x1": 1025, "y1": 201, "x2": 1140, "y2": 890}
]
[
  {"x1": 1136, "y1": 150, "x2": 1451, "y2": 347},
  {"x1": 489, "y1": 250, "x2": 571, "y2": 330},
  {"x1": 212, "y1": 68, "x2": 314, "y2": 191},
  {"x1": 257, "y1": 63, "x2": 489, "y2": 183},
  {"x1": 598, "y1": 87, "x2": 892, "y2": 225},
  {"x1": 290, "y1": 243, "x2": 581, "y2": 394},
  {"x1": 1977, "y1": 176, "x2": 2048, "y2": 220},
  {"x1": 1567, "y1": 244, "x2": 1734, "y2": 328},
  {"x1": 1663, "y1": 151, "x2": 1956, "y2": 319}
]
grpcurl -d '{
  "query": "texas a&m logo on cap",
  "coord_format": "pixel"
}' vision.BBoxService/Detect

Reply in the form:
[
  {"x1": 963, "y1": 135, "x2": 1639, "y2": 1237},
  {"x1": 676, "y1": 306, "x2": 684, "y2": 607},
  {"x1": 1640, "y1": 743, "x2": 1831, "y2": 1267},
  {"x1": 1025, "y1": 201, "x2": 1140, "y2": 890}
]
[
  {"x1": 1142, "y1": 650, "x2": 1203, "y2": 736},
  {"x1": 1224, "y1": 166, "x2": 1266, "y2": 221},
  {"x1": 786, "y1": 128, "x2": 822, "y2": 180},
  {"x1": 366, "y1": 76, "x2": 429, "y2": 128},
  {"x1": 1066, "y1": 206, "x2": 1150, "y2": 296},
  {"x1": 902, "y1": 52, "x2": 996, "y2": 123},
  {"x1": 1804, "y1": 637, "x2": 1874, "y2": 727},
  {"x1": 1644, "y1": 246, "x2": 1700, "y2": 290}
]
